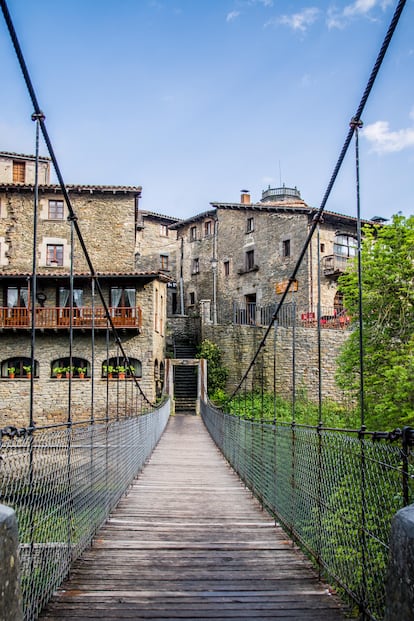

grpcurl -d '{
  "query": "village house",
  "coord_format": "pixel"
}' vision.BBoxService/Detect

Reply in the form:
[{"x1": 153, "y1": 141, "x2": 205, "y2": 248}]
[
  {"x1": 169, "y1": 186, "x2": 372, "y2": 328},
  {"x1": 0, "y1": 151, "x2": 170, "y2": 427}
]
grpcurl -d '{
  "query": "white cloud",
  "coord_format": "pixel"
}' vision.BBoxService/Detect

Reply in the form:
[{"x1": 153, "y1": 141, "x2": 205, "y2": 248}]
[
  {"x1": 226, "y1": 11, "x2": 240, "y2": 22},
  {"x1": 276, "y1": 7, "x2": 320, "y2": 32},
  {"x1": 328, "y1": 0, "x2": 393, "y2": 28},
  {"x1": 362, "y1": 120, "x2": 414, "y2": 153}
]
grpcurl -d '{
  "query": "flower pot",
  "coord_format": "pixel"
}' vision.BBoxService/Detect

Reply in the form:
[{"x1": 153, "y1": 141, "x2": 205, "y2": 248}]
[{"x1": 118, "y1": 372, "x2": 125, "y2": 380}]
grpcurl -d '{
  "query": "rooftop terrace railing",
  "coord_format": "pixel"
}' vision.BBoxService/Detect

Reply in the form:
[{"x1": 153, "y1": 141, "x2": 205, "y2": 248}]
[
  {"x1": 0, "y1": 401, "x2": 170, "y2": 621},
  {"x1": 201, "y1": 400, "x2": 414, "y2": 621}
]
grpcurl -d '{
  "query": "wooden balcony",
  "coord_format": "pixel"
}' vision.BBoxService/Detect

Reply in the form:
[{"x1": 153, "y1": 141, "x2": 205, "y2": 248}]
[
  {"x1": 321, "y1": 254, "x2": 349, "y2": 277},
  {"x1": 0, "y1": 306, "x2": 142, "y2": 330}
]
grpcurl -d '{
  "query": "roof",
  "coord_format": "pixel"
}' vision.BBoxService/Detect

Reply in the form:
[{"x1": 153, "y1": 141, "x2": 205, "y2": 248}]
[
  {"x1": 170, "y1": 201, "x2": 376, "y2": 229},
  {"x1": 0, "y1": 183, "x2": 142, "y2": 195},
  {"x1": 0, "y1": 150, "x2": 51, "y2": 161},
  {"x1": 169, "y1": 209, "x2": 217, "y2": 229},
  {"x1": 138, "y1": 209, "x2": 182, "y2": 224},
  {"x1": 0, "y1": 270, "x2": 173, "y2": 282}
]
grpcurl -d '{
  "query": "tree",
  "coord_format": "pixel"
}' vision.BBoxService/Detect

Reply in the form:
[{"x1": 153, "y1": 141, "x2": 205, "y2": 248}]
[
  {"x1": 196, "y1": 339, "x2": 228, "y2": 398},
  {"x1": 337, "y1": 214, "x2": 414, "y2": 429}
]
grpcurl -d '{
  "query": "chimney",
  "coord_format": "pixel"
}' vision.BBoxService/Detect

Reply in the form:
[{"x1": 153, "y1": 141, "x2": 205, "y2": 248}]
[{"x1": 240, "y1": 189, "x2": 251, "y2": 204}]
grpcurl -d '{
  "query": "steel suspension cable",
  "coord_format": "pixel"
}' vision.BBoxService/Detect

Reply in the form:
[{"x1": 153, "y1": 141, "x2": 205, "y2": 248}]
[
  {"x1": 230, "y1": 0, "x2": 407, "y2": 398},
  {"x1": 1, "y1": 0, "x2": 153, "y2": 406}
]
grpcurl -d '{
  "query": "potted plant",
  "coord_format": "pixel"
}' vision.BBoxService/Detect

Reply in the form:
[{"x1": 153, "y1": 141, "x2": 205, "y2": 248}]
[
  {"x1": 116, "y1": 365, "x2": 126, "y2": 380},
  {"x1": 23, "y1": 365, "x2": 32, "y2": 379},
  {"x1": 103, "y1": 365, "x2": 114, "y2": 379},
  {"x1": 65, "y1": 366, "x2": 75, "y2": 379},
  {"x1": 77, "y1": 367, "x2": 87, "y2": 379},
  {"x1": 53, "y1": 366, "x2": 64, "y2": 379},
  {"x1": 128, "y1": 365, "x2": 135, "y2": 376},
  {"x1": 7, "y1": 366, "x2": 16, "y2": 379}
]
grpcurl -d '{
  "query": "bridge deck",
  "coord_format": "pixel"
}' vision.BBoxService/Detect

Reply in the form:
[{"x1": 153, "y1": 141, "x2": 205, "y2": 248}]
[{"x1": 40, "y1": 414, "x2": 344, "y2": 620}]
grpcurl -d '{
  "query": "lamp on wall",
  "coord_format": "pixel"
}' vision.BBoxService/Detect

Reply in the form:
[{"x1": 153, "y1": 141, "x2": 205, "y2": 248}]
[{"x1": 36, "y1": 292, "x2": 47, "y2": 307}]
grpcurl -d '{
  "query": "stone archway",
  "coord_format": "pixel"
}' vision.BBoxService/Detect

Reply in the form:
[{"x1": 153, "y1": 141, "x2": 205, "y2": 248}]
[{"x1": 165, "y1": 358, "x2": 207, "y2": 415}]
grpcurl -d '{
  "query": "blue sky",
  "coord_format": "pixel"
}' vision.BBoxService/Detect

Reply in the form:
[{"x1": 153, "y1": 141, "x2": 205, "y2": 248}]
[{"x1": 0, "y1": 0, "x2": 413, "y2": 221}]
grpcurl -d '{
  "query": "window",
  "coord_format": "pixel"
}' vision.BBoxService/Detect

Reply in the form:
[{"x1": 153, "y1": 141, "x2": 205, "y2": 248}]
[
  {"x1": 282, "y1": 239, "x2": 291, "y2": 257},
  {"x1": 320, "y1": 243, "x2": 325, "y2": 253},
  {"x1": 6, "y1": 285, "x2": 28, "y2": 308},
  {"x1": 47, "y1": 244, "x2": 64, "y2": 266},
  {"x1": 204, "y1": 220, "x2": 212, "y2": 237},
  {"x1": 102, "y1": 357, "x2": 142, "y2": 379},
  {"x1": 160, "y1": 254, "x2": 169, "y2": 270},
  {"x1": 110, "y1": 287, "x2": 136, "y2": 318},
  {"x1": 12, "y1": 161, "x2": 25, "y2": 183},
  {"x1": 334, "y1": 234, "x2": 357, "y2": 258},
  {"x1": 189, "y1": 291, "x2": 196, "y2": 306},
  {"x1": 190, "y1": 226, "x2": 197, "y2": 241},
  {"x1": 192, "y1": 258, "x2": 200, "y2": 274},
  {"x1": 51, "y1": 357, "x2": 89, "y2": 379},
  {"x1": 224, "y1": 260, "x2": 230, "y2": 277},
  {"x1": 245, "y1": 250, "x2": 255, "y2": 271},
  {"x1": 48, "y1": 200, "x2": 64, "y2": 220},
  {"x1": 160, "y1": 224, "x2": 169, "y2": 237},
  {"x1": 246, "y1": 217, "x2": 254, "y2": 233},
  {"x1": 2, "y1": 357, "x2": 38, "y2": 379}
]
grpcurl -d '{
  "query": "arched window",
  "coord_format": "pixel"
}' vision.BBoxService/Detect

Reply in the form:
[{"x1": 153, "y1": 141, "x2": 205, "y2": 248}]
[
  {"x1": 102, "y1": 357, "x2": 142, "y2": 379},
  {"x1": 51, "y1": 357, "x2": 89, "y2": 378},
  {"x1": 2, "y1": 357, "x2": 39, "y2": 379}
]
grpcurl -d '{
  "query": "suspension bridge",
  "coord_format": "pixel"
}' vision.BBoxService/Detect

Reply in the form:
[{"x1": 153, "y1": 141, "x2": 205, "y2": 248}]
[{"x1": 0, "y1": 1, "x2": 413, "y2": 620}]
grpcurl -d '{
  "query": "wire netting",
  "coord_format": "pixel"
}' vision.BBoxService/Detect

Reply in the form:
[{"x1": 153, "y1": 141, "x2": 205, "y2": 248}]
[
  {"x1": 202, "y1": 401, "x2": 413, "y2": 621},
  {"x1": 0, "y1": 401, "x2": 169, "y2": 621}
]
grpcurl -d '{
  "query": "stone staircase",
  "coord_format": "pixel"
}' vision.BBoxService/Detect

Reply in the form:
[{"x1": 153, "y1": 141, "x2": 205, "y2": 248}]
[{"x1": 173, "y1": 340, "x2": 198, "y2": 412}]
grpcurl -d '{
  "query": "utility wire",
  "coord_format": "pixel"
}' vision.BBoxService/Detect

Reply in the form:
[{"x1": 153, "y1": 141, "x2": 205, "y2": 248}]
[
  {"x1": 230, "y1": 0, "x2": 407, "y2": 398},
  {"x1": 1, "y1": 0, "x2": 153, "y2": 405}
]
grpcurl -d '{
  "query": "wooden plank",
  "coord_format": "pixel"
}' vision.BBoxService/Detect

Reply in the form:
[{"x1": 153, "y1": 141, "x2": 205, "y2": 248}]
[{"x1": 39, "y1": 414, "x2": 344, "y2": 620}]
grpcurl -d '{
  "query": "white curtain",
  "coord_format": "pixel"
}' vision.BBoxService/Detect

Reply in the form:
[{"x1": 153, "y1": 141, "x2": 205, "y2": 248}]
[
  {"x1": 125, "y1": 288, "x2": 135, "y2": 317},
  {"x1": 7, "y1": 288, "x2": 18, "y2": 308},
  {"x1": 73, "y1": 289, "x2": 83, "y2": 308},
  {"x1": 20, "y1": 288, "x2": 29, "y2": 308},
  {"x1": 110, "y1": 288, "x2": 122, "y2": 317}
]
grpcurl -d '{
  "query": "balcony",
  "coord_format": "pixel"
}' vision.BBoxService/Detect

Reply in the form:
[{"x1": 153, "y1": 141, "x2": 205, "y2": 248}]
[
  {"x1": 0, "y1": 306, "x2": 142, "y2": 330},
  {"x1": 322, "y1": 254, "x2": 349, "y2": 277}
]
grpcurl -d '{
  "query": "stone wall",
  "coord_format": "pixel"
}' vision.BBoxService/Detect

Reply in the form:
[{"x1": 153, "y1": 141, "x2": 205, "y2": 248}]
[
  {"x1": 0, "y1": 188, "x2": 137, "y2": 273},
  {"x1": 202, "y1": 323, "x2": 349, "y2": 403}
]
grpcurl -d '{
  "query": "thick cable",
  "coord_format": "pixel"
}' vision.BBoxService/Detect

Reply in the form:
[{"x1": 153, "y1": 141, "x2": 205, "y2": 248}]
[
  {"x1": 230, "y1": 0, "x2": 407, "y2": 398},
  {"x1": 1, "y1": 0, "x2": 153, "y2": 406}
]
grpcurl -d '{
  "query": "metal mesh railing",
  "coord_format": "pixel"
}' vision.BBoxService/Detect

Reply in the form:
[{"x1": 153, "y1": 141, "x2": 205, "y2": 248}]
[
  {"x1": 202, "y1": 401, "x2": 414, "y2": 621},
  {"x1": 0, "y1": 401, "x2": 170, "y2": 621}
]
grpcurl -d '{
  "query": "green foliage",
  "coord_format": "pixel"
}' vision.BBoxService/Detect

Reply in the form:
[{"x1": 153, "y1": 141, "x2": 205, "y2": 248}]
[
  {"x1": 337, "y1": 214, "x2": 414, "y2": 428},
  {"x1": 196, "y1": 339, "x2": 228, "y2": 396},
  {"x1": 225, "y1": 390, "x2": 358, "y2": 427}
]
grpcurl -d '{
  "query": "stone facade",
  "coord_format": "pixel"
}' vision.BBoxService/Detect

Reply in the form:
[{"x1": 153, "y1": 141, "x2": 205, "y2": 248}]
[
  {"x1": 0, "y1": 151, "x2": 50, "y2": 185},
  {"x1": 134, "y1": 209, "x2": 180, "y2": 315},
  {"x1": 202, "y1": 323, "x2": 349, "y2": 404},
  {"x1": 0, "y1": 153, "x2": 170, "y2": 427},
  {"x1": 170, "y1": 187, "x2": 368, "y2": 323}
]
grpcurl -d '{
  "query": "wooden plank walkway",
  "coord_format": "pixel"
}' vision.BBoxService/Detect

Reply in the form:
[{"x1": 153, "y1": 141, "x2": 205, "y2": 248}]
[{"x1": 40, "y1": 414, "x2": 345, "y2": 620}]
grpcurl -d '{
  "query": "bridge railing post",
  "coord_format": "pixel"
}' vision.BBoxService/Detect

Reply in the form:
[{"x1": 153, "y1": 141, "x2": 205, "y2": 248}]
[
  {"x1": 0, "y1": 504, "x2": 23, "y2": 621},
  {"x1": 384, "y1": 503, "x2": 414, "y2": 621}
]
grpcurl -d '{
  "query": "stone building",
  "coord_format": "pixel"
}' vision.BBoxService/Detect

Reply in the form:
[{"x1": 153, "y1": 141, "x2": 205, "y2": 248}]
[
  {"x1": 170, "y1": 186, "x2": 368, "y2": 327},
  {"x1": 0, "y1": 151, "x2": 170, "y2": 427},
  {"x1": 135, "y1": 209, "x2": 181, "y2": 316}
]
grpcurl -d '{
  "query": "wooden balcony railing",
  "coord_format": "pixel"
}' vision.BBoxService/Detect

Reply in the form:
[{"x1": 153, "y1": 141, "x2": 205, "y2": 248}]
[
  {"x1": 0, "y1": 307, "x2": 142, "y2": 330},
  {"x1": 321, "y1": 254, "x2": 349, "y2": 276}
]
